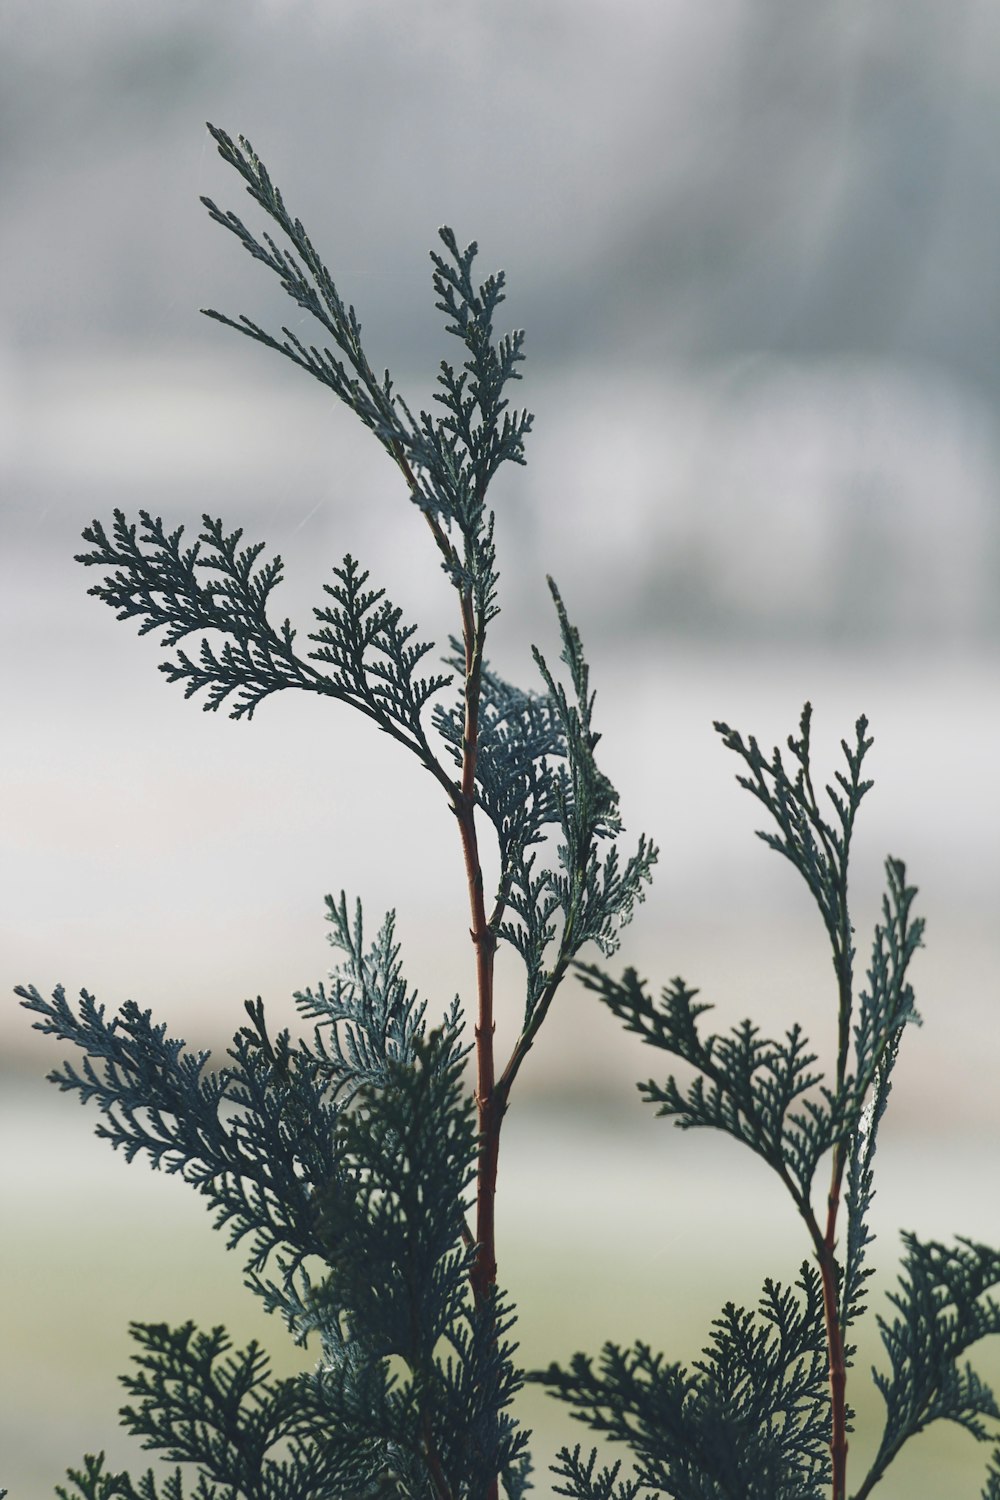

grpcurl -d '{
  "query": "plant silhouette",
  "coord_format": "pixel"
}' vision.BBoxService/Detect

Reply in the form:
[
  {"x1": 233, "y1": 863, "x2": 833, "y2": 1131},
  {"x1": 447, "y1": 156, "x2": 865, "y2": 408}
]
[{"x1": 14, "y1": 125, "x2": 1000, "y2": 1500}]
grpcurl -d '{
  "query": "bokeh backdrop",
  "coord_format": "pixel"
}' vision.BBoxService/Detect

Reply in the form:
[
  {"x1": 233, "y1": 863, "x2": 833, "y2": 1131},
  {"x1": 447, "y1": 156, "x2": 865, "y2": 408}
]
[{"x1": 2, "y1": 2, "x2": 998, "y2": 1494}]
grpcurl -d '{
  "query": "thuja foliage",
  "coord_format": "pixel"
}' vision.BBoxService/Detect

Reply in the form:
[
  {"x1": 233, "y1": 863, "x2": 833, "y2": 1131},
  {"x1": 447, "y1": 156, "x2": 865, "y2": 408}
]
[
  {"x1": 15, "y1": 123, "x2": 655, "y2": 1500},
  {"x1": 533, "y1": 709, "x2": 1000, "y2": 1499},
  {"x1": 12, "y1": 124, "x2": 1000, "y2": 1500}
]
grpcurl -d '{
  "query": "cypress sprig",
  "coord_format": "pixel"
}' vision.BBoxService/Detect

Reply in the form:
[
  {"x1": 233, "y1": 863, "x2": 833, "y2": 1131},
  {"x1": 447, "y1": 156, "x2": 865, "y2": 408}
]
[
  {"x1": 18, "y1": 122, "x2": 654, "y2": 1500},
  {"x1": 13, "y1": 117, "x2": 997, "y2": 1500},
  {"x1": 538, "y1": 706, "x2": 1000, "y2": 1500}
]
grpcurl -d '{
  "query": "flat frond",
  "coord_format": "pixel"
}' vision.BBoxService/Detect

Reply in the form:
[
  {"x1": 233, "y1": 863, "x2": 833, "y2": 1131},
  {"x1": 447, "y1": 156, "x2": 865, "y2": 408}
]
[
  {"x1": 307, "y1": 553, "x2": 451, "y2": 753},
  {"x1": 534, "y1": 1266, "x2": 829, "y2": 1499},
  {"x1": 549, "y1": 1445, "x2": 642, "y2": 1500},
  {"x1": 201, "y1": 128, "x2": 532, "y2": 628},
  {"x1": 15, "y1": 981, "x2": 336, "y2": 1282},
  {"x1": 861, "y1": 1235, "x2": 1000, "y2": 1491},
  {"x1": 77, "y1": 510, "x2": 322, "y2": 720},
  {"x1": 575, "y1": 967, "x2": 841, "y2": 1207},
  {"x1": 713, "y1": 705, "x2": 874, "y2": 993},
  {"x1": 292, "y1": 894, "x2": 431, "y2": 1103},
  {"x1": 840, "y1": 859, "x2": 924, "y2": 1333}
]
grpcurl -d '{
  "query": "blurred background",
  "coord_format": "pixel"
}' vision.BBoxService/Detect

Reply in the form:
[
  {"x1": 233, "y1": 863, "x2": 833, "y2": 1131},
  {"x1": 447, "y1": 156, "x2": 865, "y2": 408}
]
[{"x1": 2, "y1": 0, "x2": 998, "y2": 1493}]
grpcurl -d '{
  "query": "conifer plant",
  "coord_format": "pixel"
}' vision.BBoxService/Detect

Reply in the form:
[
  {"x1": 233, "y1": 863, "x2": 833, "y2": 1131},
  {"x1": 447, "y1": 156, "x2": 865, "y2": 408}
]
[{"x1": 14, "y1": 125, "x2": 1000, "y2": 1499}]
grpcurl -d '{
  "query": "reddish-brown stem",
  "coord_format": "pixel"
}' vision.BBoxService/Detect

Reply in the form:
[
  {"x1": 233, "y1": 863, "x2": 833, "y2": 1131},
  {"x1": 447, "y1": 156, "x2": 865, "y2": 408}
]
[
  {"x1": 395, "y1": 435, "x2": 505, "y2": 1495},
  {"x1": 792, "y1": 1136, "x2": 849, "y2": 1500},
  {"x1": 457, "y1": 790, "x2": 501, "y2": 1303},
  {"x1": 383, "y1": 332, "x2": 507, "y2": 1500},
  {"x1": 821, "y1": 1145, "x2": 849, "y2": 1500}
]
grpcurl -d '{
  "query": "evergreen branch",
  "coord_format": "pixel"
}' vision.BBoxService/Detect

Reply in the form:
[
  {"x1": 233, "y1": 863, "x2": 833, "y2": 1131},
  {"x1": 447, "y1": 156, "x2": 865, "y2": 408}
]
[
  {"x1": 28, "y1": 110, "x2": 990, "y2": 1500},
  {"x1": 847, "y1": 858, "x2": 923, "y2": 1098},
  {"x1": 311, "y1": 1025, "x2": 477, "y2": 1369},
  {"x1": 534, "y1": 1266, "x2": 830, "y2": 1500},
  {"x1": 549, "y1": 1446, "x2": 642, "y2": 1500},
  {"x1": 307, "y1": 552, "x2": 452, "y2": 757},
  {"x1": 306, "y1": 1026, "x2": 528, "y2": 1497},
  {"x1": 56, "y1": 1455, "x2": 198, "y2": 1500},
  {"x1": 15, "y1": 982, "x2": 336, "y2": 1279},
  {"x1": 76, "y1": 509, "x2": 316, "y2": 720},
  {"x1": 856, "y1": 1236, "x2": 1000, "y2": 1496},
  {"x1": 575, "y1": 966, "x2": 842, "y2": 1210},
  {"x1": 433, "y1": 639, "x2": 568, "y2": 885},
  {"x1": 292, "y1": 894, "x2": 430, "y2": 1103},
  {"x1": 20, "y1": 976, "x2": 525, "y2": 1496},
  {"x1": 201, "y1": 126, "x2": 531, "y2": 623},
  {"x1": 713, "y1": 705, "x2": 873, "y2": 1025},
  {"x1": 569, "y1": 710, "x2": 925, "y2": 1500},
  {"x1": 77, "y1": 511, "x2": 449, "y2": 770},
  {"x1": 116, "y1": 1322, "x2": 348, "y2": 1499},
  {"x1": 433, "y1": 583, "x2": 657, "y2": 1056},
  {"x1": 426, "y1": 223, "x2": 531, "y2": 502},
  {"x1": 200, "y1": 125, "x2": 406, "y2": 462},
  {"x1": 515, "y1": 580, "x2": 656, "y2": 1026},
  {"x1": 840, "y1": 859, "x2": 923, "y2": 1334},
  {"x1": 983, "y1": 1451, "x2": 1000, "y2": 1500}
]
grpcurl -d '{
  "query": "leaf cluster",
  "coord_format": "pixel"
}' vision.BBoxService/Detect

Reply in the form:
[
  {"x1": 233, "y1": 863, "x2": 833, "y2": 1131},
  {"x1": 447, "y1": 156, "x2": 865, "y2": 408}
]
[
  {"x1": 433, "y1": 580, "x2": 657, "y2": 1033},
  {"x1": 17, "y1": 896, "x2": 527, "y2": 1498},
  {"x1": 75, "y1": 126, "x2": 656, "y2": 1023},
  {"x1": 863, "y1": 1235, "x2": 1000, "y2": 1495},
  {"x1": 535, "y1": 1265, "x2": 831, "y2": 1500},
  {"x1": 199, "y1": 124, "x2": 529, "y2": 623},
  {"x1": 24, "y1": 116, "x2": 1000, "y2": 1500},
  {"x1": 540, "y1": 705, "x2": 1000, "y2": 1499}
]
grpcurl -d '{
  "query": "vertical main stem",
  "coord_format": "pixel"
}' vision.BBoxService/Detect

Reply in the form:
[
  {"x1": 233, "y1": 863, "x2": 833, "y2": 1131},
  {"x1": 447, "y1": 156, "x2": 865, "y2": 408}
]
[
  {"x1": 822, "y1": 1146, "x2": 849, "y2": 1500},
  {"x1": 453, "y1": 586, "x2": 502, "y2": 1500},
  {"x1": 454, "y1": 587, "x2": 501, "y2": 1303},
  {"x1": 458, "y1": 795, "x2": 501, "y2": 1304}
]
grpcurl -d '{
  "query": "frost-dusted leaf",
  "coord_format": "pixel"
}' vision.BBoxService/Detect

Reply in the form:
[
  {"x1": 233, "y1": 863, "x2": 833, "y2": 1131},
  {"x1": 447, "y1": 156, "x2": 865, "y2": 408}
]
[{"x1": 293, "y1": 894, "x2": 429, "y2": 1101}]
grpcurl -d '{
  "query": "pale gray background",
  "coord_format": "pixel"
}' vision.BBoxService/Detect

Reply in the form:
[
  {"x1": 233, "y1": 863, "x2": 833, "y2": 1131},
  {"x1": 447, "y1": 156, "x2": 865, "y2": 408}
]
[{"x1": 2, "y1": 2, "x2": 999, "y2": 1494}]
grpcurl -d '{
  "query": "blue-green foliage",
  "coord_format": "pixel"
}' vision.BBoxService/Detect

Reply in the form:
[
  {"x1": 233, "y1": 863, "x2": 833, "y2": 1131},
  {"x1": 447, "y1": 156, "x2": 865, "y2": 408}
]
[
  {"x1": 75, "y1": 509, "x2": 452, "y2": 745},
  {"x1": 433, "y1": 577, "x2": 656, "y2": 1034},
  {"x1": 866, "y1": 1235, "x2": 1000, "y2": 1487},
  {"x1": 199, "y1": 125, "x2": 526, "y2": 622},
  {"x1": 550, "y1": 1448, "x2": 641, "y2": 1500},
  {"x1": 18, "y1": 121, "x2": 655, "y2": 1499},
  {"x1": 74, "y1": 124, "x2": 656, "y2": 1020},
  {"x1": 539, "y1": 1267, "x2": 830, "y2": 1499},
  {"x1": 18, "y1": 902, "x2": 527, "y2": 1498},
  {"x1": 18, "y1": 115, "x2": 997, "y2": 1500},
  {"x1": 538, "y1": 707, "x2": 1000, "y2": 1498}
]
